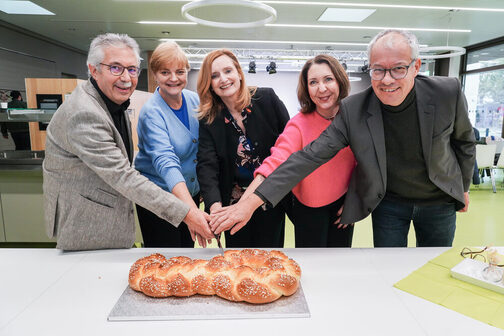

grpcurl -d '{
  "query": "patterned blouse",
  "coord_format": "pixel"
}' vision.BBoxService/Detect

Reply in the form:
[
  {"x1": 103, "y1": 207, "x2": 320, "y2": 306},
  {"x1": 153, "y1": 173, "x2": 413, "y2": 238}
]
[{"x1": 224, "y1": 105, "x2": 262, "y2": 203}]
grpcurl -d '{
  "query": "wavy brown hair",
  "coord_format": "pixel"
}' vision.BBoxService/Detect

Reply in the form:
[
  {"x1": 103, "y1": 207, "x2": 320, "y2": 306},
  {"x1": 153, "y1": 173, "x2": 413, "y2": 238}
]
[
  {"x1": 197, "y1": 49, "x2": 255, "y2": 124},
  {"x1": 297, "y1": 54, "x2": 350, "y2": 114}
]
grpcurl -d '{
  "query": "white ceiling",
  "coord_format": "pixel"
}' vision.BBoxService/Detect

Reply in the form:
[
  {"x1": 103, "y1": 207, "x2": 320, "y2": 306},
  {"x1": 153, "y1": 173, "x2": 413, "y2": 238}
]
[{"x1": 1, "y1": 0, "x2": 504, "y2": 63}]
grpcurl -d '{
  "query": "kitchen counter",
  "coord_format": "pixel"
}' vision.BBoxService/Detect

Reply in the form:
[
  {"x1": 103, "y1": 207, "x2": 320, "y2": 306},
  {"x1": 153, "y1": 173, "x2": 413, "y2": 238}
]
[
  {"x1": 0, "y1": 247, "x2": 502, "y2": 336},
  {"x1": 0, "y1": 150, "x2": 44, "y2": 170},
  {"x1": 0, "y1": 170, "x2": 48, "y2": 243}
]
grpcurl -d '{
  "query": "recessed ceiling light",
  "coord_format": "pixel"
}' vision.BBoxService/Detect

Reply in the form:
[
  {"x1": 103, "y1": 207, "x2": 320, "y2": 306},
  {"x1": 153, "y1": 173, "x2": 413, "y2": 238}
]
[
  {"x1": 318, "y1": 8, "x2": 375, "y2": 22},
  {"x1": 0, "y1": 1, "x2": 54, "y2": 15}
]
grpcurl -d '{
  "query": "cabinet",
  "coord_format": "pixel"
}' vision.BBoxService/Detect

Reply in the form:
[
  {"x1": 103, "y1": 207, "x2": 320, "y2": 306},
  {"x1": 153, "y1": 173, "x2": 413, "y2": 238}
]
[
  {"x1": 0, "y1": 198, "x2": 4, "y2": 242},
  {"x1": 0, "y1": 169, "x2": 143, "y2": 244},
  {"x1": 0, "y1": 170, "x2": 52, "y2": 243}
]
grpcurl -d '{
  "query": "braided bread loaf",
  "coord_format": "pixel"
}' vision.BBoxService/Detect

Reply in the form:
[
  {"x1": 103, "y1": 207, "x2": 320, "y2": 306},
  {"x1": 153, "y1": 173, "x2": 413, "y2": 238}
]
[{"x1": 129, "y1": 249, "x2": 301, "y2": 304}]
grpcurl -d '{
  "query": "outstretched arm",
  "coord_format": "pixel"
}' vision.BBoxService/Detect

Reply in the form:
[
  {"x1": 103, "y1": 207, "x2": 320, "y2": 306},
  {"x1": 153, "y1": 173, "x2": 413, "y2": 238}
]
[{"x1": 171, "y1": 182, "x2": 214, "y2": 247}]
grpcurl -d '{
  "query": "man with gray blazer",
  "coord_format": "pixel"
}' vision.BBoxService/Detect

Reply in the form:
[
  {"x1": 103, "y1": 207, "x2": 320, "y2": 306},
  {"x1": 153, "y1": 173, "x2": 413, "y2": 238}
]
[
  {"x1": 43, "y1": 33, "x2": 213, "y2": 250},
  {"x1": 210, "y1": 29, "x2": 476, "y2": 248}
]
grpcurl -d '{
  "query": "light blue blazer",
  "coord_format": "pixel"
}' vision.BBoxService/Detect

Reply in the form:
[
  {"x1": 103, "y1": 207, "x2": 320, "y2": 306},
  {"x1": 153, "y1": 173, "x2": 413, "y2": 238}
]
[{"x1": 134, "y1": 88, "x2": 200, "y2": 196}]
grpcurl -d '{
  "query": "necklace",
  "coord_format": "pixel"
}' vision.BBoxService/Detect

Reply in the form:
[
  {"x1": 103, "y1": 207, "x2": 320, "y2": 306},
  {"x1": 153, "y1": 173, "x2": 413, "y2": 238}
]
[
  {"x1": 316, "y1": 104, "x2": 339, "y2": 120},
  {"x1": 316, "y1": 109, "x2": 336, "y2": 120}
]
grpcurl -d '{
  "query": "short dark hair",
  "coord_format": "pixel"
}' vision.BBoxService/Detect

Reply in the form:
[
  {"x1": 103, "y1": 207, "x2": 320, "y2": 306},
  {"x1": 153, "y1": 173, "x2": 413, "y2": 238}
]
[
  {"x1": 297, "y1": 54, "x2": 350, "y2": 114},
  {"x1": 10, "y1": 90, "x2": 21, "y2": 100}
]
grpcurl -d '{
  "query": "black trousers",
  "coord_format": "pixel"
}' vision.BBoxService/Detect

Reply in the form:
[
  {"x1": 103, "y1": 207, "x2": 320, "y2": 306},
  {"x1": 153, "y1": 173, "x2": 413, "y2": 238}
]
[
  {"x1": 11, "y1": 131, "x2": 31, "y2": 150},
  {"x1": 291, "y1": 194, "x2": 353, "y2": 248},
  {"x1": 136, "y1": 194, "x2": 200, "y2": 248},
  {"x1": 224, "y1": 201, "x2": 285, "y2": 248}
]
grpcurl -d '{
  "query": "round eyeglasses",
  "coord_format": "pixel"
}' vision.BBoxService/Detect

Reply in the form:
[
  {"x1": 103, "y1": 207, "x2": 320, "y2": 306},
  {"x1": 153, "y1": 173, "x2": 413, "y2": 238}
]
[
  {"x1": 368, "y1": 59, "x2": 416, "y2": 81},
  {"x1": 100, "y1": 63, "x2": 141, "y2": 77}
]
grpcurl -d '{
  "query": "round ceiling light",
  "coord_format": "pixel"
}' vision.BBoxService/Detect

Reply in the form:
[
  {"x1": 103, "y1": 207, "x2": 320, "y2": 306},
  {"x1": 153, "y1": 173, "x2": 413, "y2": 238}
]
[
  {"x1": 181, "y1": 0, "x2": 277, "y2": 28},
  {"x1": 419, "y1": 46, "x2": 466, "y2": 59}
]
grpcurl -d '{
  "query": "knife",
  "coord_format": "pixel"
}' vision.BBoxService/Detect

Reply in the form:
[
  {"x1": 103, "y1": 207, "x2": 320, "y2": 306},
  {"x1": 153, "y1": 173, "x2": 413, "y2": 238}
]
[{"x1": 215, "y1": 233, "x2": 224, "y2": 256}]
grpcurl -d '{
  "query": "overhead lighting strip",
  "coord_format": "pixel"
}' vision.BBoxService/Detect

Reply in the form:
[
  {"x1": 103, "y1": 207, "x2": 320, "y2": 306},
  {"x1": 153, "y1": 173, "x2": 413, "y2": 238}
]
[
  {"x1": 259, "y1": 1, "x2": 504, "y2": 12},
  {"x1": 161, "y1": 38, "x2": 369, "y2": 46},
  {"x1": 0, "y1": 0, "x2": 54, "y2": 15},
  {"x1": 138, "y1": 21, "x2": 197, "y2": 25},
  {"x1": 127, "y1": 1, "x2": 504, "y2": 12},
  {"x1": 140, "y1": 21, "x2": 469, "y2": 33},
  {"x1": 266, "y1": 23, "x2": 470, "y2": 33}
]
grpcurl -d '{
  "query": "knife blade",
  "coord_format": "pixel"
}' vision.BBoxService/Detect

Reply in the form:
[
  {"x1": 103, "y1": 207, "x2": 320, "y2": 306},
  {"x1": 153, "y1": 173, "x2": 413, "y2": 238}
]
[{"x1": 215, "y1": 233, "x2": 224, "y2": 256}]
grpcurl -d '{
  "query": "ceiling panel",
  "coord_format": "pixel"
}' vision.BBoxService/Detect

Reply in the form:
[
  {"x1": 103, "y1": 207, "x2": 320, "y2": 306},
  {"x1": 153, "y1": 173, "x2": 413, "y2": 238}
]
[{"x1": 0, "y1": 0, "x2": 503, "y2": 59}]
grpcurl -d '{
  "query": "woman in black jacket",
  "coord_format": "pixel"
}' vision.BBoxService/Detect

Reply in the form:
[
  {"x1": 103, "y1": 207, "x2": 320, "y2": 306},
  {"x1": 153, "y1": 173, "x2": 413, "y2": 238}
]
[{"x1": 196, "y1": 49, "x2": 290, "y2": 248}]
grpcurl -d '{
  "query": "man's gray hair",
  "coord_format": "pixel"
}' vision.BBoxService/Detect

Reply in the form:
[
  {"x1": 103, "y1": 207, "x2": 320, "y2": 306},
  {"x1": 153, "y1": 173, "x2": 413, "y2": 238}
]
[
  {"x1": 86, "y1": 33, "x2": 141, "y2": 76},
  {"x1": 367, "y1": 29, "x2": 419, "y2": 63}
]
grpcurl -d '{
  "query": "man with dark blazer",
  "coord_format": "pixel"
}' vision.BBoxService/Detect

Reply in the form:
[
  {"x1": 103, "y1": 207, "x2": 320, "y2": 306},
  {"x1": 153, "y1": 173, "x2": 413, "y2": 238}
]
[
  {"x1": 43, "y1": 33, "x2": 213, "y2": 250},
  {"x1": 210, "y1": 29, "x2": 476, "y2": 247}
]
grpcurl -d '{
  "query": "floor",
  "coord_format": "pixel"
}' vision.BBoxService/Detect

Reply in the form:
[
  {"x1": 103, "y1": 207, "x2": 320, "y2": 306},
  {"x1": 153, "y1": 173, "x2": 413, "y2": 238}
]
[
  {"x1": 201, "y1": 172, "x2": 504, "y2": 249},
  {"x1": 3, "y1": 167, "x2": 501, "y2": 249}
]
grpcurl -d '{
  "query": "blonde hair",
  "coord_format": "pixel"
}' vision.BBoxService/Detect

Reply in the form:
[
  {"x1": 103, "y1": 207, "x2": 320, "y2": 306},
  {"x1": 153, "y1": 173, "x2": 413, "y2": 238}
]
[
  {"x1": 149, "y1": 41, "x2": 189, "y2": 74},
  {"x1": 197, "y1": 49, "x2": 255, "y2": 124}
]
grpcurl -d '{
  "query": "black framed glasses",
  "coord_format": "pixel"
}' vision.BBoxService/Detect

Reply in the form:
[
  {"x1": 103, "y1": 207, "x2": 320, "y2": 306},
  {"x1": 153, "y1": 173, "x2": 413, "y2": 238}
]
[
  {"x1": 368, "y1": 59, "x2": 416, "y2": 80},
  {"x1": 460, "y1": 246, "x2": 504, "y2": 266},
  {"x1": 100, "y1": 63, "x2": 141, "y2": 77}
]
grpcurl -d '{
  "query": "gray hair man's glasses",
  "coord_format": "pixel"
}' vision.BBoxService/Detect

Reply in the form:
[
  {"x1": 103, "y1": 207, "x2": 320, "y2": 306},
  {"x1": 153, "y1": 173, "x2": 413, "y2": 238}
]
[
  {"x1": 100, "y1": 63, "x2": 141, "y2": 77},
  {"x1": 368, "y1": 59, "x2": 416, "y2": 80}
]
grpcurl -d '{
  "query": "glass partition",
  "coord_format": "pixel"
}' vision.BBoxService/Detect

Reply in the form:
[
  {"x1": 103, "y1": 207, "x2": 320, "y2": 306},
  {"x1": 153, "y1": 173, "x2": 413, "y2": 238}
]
[{"x1": 464, "y1": 69, "x2": 504, "y2": 138}]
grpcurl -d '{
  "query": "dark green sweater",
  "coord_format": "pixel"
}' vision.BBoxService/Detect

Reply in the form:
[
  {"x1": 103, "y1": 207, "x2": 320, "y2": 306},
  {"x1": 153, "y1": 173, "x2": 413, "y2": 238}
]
[{"x1": 381, "y1": 88, "x2": 453, "y2": 204}]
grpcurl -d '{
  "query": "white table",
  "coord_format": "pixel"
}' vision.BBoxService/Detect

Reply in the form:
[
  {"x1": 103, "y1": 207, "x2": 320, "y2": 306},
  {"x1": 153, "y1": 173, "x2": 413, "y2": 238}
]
[{"x1": 0, "y1": 247, "x2": 502, "y2": 336}]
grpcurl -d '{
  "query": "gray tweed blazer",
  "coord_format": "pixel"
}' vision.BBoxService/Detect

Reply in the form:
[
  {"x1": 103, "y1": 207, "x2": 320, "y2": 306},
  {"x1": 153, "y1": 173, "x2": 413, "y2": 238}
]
[{"x1": 43, "y1": 80, "x2": 189, "y2": 250}]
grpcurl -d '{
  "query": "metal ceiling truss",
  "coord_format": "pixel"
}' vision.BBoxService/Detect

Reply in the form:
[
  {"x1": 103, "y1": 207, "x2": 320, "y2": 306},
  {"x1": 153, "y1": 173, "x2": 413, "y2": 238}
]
[{"x1": 182, "y1": 47, "x2": 369, "y2": 71}]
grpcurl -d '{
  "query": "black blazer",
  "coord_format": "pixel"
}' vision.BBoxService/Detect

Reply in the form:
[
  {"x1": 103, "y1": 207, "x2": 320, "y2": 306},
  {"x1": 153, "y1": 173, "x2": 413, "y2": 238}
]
[
  {"x1": 197, "y1": 87, "x2": 290, "y2": 210},
  {"x1": 256, "y1": 75, "x2": 476, "y2": 224}
]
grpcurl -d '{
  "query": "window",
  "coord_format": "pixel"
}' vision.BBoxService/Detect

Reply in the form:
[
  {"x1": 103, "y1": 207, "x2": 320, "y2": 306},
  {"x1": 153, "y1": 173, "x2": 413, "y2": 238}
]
[{"x1": 461, "y1": 37, "x2": 504, "y2": 138}]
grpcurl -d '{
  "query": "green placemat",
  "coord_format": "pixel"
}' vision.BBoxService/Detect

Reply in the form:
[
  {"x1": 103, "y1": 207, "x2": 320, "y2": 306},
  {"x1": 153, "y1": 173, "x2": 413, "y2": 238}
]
[{"x1": 394, "y1": 247, "x2": 504, "y2": 330}]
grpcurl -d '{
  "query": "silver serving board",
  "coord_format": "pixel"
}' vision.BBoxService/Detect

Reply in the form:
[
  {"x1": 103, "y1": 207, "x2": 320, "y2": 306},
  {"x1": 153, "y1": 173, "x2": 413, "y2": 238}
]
[
  {"x1": 108, "y1": 284, "x2": 310, "y2": 321},
  {"x1": 450, "y1": 258, "x2": 504, "y2": 295}
]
